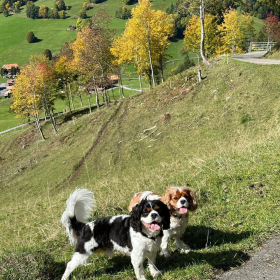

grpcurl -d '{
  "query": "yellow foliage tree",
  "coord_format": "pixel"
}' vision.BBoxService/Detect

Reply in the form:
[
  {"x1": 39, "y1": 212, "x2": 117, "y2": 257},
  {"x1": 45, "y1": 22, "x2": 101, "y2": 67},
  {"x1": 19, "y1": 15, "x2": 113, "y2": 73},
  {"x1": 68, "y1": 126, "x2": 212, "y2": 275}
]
[
  {"x1": 111, "y1": 0, "x2": 174, "y2": 88},
  {"x1": 11, "y1": 55, "x2": 55, "y2": 140},
  {"x1": 184, "y1": 14, "x2": 219, "y2": 57},
  {"x1": 218, "y1": 8, "x2": 255, "y2": 54}
]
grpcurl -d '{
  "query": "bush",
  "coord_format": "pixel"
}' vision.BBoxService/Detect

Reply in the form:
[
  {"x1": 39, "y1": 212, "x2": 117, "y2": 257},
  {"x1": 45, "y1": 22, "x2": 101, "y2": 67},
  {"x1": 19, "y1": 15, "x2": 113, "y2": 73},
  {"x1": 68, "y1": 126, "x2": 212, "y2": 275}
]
[
  {"x1": 78, "y1": 8, "x2": 87, "y2": 19},
  {"x1": 26, "y1": 31, "x2": 37, "y2": 43},
  {"x1": 272, "y1": 42, "x2": 280, "y2": 52},
  {"x1": 43, "y1": 49, "x2": 52, "y2": 60}
]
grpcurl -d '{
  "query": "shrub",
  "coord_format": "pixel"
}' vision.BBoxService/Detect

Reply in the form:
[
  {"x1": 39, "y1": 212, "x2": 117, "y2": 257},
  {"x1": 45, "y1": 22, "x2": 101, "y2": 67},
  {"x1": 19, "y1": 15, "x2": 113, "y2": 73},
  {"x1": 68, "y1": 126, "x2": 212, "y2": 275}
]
[
  {"x1": 78, "y1": 8, "x2": 87, "y2": 19},
  {"x1": 43, "y1": 49, "x2": 52, "y2": 60},
  {"x1": 26, "y1": 31, "x2": 37, "y2": 43}
]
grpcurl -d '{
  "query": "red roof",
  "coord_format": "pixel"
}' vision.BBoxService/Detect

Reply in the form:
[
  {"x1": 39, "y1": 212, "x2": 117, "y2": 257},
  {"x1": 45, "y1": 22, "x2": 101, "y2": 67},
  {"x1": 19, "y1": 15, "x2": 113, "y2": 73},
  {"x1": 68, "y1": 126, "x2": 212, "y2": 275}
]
[{"x1": 3, "y1": 64, "x2": 19, "y2": 70}]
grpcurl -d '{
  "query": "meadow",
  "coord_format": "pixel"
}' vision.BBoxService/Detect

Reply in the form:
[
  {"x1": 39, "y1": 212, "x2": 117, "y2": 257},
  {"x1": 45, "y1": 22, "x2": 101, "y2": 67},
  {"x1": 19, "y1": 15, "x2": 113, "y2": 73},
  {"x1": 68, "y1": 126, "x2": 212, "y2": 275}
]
[
  {"x1": 0, "y1": 0, "x2": 177, "y2": 66},
  {"x1": 0, "y1": 56, "x2": 280, "y2": 279}
]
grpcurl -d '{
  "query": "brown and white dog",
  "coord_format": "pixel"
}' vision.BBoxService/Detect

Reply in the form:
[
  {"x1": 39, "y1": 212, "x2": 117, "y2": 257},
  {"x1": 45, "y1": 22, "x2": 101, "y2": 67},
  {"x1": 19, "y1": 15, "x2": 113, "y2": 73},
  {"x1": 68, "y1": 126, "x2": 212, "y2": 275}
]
[
  {"x1": 161, "y1": 185, "x2": 197, "y2": 257},
  {"x1": 128, "y1": 185, "x2": 197, "y2": 257}
]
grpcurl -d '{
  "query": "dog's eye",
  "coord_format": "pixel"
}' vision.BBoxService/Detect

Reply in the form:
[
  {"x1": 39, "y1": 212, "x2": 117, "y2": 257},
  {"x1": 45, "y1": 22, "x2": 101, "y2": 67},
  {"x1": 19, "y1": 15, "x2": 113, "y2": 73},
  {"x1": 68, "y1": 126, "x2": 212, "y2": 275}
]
[
  {"x1": 173, "y1": 197, "x2": 178, "y2": 200},
  {"x1": 146, "y1": 207, "x2": 151, "y2": 212},
  {"x1": 153, "y1": 205, "x2": 160, "y2": 210}
]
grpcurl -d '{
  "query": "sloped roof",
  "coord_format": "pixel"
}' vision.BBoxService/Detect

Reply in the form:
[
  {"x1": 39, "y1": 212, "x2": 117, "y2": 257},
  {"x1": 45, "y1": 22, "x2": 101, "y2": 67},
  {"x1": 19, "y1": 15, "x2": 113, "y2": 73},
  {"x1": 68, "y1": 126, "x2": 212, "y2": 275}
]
[{"x1": 3, "y1": 64, "x2": 19, "y2": 70}]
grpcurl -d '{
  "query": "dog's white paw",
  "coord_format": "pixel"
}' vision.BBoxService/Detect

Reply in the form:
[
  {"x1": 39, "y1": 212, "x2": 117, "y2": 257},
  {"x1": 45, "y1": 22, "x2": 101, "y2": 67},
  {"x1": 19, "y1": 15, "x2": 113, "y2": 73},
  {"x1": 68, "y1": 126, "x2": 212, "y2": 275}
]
[
  {"x1": 151, "y1": 271, "x2": 161, "y2": 278},
  {"x1": 160, "y1": 250, "x2": 171, "y2": 258}
]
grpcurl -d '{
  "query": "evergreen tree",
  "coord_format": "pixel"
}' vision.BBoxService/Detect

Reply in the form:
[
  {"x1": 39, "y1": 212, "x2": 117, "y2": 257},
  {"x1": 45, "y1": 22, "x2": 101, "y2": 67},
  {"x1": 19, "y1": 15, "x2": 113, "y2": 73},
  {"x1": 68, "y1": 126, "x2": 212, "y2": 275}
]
[
  {"x1": 26, "y1": 31, "x2": 37, "y2": 43},
  {"x1": 26, "y1": 3, "x2": 39, "y2": 19},
  {"x1": 44, "y1": 49, "x2": 52, "y2": 60}
]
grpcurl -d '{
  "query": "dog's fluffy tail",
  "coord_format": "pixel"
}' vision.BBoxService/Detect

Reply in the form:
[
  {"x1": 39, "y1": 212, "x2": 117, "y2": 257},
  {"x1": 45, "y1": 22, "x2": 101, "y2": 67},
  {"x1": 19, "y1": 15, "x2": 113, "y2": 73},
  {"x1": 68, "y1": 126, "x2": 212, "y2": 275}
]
[{"x1": 61, "y1": 188, "x2": 95, "y2": 245}]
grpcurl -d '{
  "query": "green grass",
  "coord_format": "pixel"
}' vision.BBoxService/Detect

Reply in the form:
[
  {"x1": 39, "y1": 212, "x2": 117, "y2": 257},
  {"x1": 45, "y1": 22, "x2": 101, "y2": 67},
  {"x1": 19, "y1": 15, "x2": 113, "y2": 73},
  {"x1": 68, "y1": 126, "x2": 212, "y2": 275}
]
[
  {"x1": 0, "y1": 57, "x2": 280, "y2": 279},
  {"x1": 0, "y1": 98, "x2": 26, "y2": 130},
  {"x1": 0, "y1": 0, "x2": 178, "y2": 66}
]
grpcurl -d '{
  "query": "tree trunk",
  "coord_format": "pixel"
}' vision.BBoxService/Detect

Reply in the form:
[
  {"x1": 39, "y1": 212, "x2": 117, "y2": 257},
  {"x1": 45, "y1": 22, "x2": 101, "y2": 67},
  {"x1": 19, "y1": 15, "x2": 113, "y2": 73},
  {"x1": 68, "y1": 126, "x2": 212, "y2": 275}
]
[
  {"x1": 78, "y1": 92, "x2": 83, "y2": 107},
  {"x1": 65, "y1": 83, "x2": 72, "y2": 114},
  {"x1": 88, "y1": 89, "x2": 92, "y2": 114},
  {"x1": 34, "y1": 115, "x2": 45, "y2": 140},
  {"x1": 146, "y1": 25, "x2": 156, "y2": 87},
  {"x1": 139, "y1": 74, "x2": 143, "y2": 93},
  {"x1": 44, "y1": 97, "x2": 57, "y2": 135},
  {"x1": 118, "y1": 70, "x2": 125, "y2": 98},
  {"x1": 200, "y1": 1, "x2": 211, "y2": 65},
  {"x1": 95, "y1": 87, "x2": 100, "y2": 110},
  {"x1": 69, "y1": 82, "x2": 75, "y2": 110},
  {"x1": 160, "y1": 56, "x2": 164, "y2": 83}
]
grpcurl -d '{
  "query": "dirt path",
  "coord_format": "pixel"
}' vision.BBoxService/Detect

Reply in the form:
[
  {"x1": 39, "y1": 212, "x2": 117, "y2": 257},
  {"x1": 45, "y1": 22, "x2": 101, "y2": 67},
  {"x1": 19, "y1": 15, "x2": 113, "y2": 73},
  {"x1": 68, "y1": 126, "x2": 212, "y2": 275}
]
[
  {"x1": 219, "y1": 236, "x2": 280, "y2": 279},
  {"x1": 56, "y1": 101, "x2": 125, "y2": 187},
  {"x1": 230, "y1": 51, "x2": 280, "y2": 64}
]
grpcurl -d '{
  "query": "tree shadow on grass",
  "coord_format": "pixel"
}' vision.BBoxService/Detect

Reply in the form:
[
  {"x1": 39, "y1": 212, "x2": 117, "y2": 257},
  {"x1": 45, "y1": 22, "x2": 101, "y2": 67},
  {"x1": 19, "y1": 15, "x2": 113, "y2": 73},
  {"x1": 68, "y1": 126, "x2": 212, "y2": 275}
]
[
  {"x1": 183, "y1": 225, "x2": 252, "y2": 250},
  {"x1": 58, "y1": 104, "x2": 103, "y2": 124}
]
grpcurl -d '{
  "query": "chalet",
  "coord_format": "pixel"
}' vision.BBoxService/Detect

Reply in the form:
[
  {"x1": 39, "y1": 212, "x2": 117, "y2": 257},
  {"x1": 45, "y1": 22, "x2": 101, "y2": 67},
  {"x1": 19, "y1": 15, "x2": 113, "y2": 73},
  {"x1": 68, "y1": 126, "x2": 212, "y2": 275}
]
[
  {"x1": 2, "y1": 63, "x2": 20, "y2": 74},
  {"x1": 109, "y1": 75, "x2": 119, "y2": 84}
]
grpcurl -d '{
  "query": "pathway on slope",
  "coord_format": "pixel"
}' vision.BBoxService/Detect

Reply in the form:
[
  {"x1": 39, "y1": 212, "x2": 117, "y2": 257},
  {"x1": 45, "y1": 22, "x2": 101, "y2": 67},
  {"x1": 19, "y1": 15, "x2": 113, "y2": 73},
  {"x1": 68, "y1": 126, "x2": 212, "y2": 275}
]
[
  {"x1": 230, "y1": 51, "x2": 280, "y2": 64},
  {"x1": 219, "y1": 236, "x2": 280, "y2": 279}
]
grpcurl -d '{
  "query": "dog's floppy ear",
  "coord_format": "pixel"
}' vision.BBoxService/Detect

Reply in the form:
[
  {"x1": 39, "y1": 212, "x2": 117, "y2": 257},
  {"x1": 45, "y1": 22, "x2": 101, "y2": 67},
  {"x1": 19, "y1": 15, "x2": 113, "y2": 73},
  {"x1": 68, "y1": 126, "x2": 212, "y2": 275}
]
[
  {"x1": 186, "y1": 187, "x2": 198, "y2": 211},
  {"x1": 130, "y1": 200, "x2": 144, "y2": 232},
  {"x1": 161, "y1": 187, "x2": 172, "y2": 209},
  {"x1": 158, "y1": 200, "x2": 170, "y2": 230}
]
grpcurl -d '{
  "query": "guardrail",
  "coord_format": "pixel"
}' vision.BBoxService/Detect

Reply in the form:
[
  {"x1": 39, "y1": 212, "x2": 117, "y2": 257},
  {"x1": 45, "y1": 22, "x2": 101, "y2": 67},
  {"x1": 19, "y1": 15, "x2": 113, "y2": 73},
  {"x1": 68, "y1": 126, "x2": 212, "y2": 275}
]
[{"x1": 248, "y1": 42, "x2": 277, "y2": 52}]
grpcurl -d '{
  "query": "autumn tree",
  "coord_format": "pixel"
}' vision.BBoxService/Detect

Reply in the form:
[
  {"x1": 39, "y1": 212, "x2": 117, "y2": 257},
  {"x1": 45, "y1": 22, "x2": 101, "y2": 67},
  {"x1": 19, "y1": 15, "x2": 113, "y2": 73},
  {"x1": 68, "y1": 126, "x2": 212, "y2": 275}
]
[
  {"x1": 218, "y1": 8, "x2": 255, "y2": 54},
  {"x1": 111, "y1": 0, "x2": 174, "y2": 88},
  {"x1": 39, "y1": 5, "x2": 49, "y2": 18},
  {"x1": 11, "y1": 56, "x2": 56, "y2": 140},
  {"x1": 184, "y1": 13, "x2": 219, "y2": 56},
  {"x1": 71, "y1": 11, "x2": 115, "y2": 111},
  {"x1": 262, "y1": 11, "x2": 280, "y2": 43}
]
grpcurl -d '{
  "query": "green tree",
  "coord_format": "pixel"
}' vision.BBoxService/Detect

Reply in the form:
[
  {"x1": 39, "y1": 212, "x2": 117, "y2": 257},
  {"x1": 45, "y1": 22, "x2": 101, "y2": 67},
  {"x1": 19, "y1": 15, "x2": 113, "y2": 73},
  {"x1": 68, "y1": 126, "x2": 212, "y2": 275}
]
[
  {"x1": 43, "y1": 49, "x2": 52, "y2": 60},
  {"x1": 78, "y1": 8, "x2": 87, "y2": 19},
  {"x1": 26, "y1": 31, "x2": 37, "y2": 43},
  {"x1": 26, "y1": 3, "x2": 39, "y2": 19}
]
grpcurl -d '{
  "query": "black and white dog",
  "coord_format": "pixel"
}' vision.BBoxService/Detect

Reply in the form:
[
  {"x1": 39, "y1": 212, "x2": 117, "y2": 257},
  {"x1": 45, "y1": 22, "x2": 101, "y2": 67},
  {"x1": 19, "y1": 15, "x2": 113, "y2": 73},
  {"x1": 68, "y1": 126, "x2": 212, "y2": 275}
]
[{"x1": 61, "y1": 189, "x2": 170, "y2": 280}]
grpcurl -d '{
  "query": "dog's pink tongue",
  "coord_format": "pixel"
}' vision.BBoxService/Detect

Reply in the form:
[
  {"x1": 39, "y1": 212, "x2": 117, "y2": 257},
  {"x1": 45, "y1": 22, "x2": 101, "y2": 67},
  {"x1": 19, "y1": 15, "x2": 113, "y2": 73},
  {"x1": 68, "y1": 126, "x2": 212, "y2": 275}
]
[
  {"x1": 179, "y1": 208, "x2": 188, "y2": 213},
  {"x1": 151, "y1": 223, "x2": 160, "y2": 231}
]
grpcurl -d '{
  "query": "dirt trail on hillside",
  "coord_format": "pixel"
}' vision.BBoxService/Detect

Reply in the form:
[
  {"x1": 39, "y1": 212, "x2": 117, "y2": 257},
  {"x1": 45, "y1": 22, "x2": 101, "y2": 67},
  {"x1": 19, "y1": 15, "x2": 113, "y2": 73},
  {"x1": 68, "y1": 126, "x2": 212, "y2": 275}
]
[
  {"x1": 230, "y1": 51, "x2": 280, "y2": 64},
  {"x1": 56, "y1": 101, "x2": 126, "y2": 188}
]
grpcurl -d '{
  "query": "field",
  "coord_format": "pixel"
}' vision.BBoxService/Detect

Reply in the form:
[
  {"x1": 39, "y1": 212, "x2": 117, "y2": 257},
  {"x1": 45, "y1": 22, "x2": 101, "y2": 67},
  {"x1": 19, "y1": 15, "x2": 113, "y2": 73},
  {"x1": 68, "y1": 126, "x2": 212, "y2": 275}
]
[
  {"x1": 0, "y1": 57, "x2": 280, "y2": 279},
  {"x1": 0, "y1": 0, "x2": 177, "y2": 66}
]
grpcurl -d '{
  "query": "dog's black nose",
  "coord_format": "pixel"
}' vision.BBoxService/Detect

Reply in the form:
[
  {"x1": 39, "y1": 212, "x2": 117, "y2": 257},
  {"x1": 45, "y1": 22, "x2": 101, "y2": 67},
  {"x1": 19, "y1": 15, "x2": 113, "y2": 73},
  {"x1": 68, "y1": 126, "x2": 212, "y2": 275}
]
[
  {"x1": 181, "y1": 199, "x2": 187, "y2": 204},
  {"x1": 151, "y1": 213, "x2": 157, "y2": 219}
]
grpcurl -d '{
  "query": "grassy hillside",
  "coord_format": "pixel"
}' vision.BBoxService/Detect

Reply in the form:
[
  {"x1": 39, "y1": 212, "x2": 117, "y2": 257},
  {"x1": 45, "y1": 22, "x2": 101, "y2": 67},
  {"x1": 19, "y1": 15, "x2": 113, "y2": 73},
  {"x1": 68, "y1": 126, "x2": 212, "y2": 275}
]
[{"x1": 0, "y1": 57, "x2": 280, "y2": 279}]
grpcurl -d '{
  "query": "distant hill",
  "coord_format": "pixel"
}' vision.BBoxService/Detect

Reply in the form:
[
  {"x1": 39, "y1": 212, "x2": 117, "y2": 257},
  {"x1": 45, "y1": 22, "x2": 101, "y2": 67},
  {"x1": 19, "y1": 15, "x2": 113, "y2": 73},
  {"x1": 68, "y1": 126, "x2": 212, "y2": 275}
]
[{"x1": 0, "y1": 0, "x2": 175, "y2": 66}]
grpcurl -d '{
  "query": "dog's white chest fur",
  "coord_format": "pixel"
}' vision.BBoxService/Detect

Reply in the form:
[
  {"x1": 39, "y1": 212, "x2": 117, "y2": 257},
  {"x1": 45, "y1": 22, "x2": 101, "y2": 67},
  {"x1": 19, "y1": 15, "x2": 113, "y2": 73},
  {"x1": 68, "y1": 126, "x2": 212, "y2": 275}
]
[
  {"x1": 168, "y1": 215, "x2": 188, "y2": 236},
  {"x1": 130, "y1": 228, "x2": 162, "y2": 253}
]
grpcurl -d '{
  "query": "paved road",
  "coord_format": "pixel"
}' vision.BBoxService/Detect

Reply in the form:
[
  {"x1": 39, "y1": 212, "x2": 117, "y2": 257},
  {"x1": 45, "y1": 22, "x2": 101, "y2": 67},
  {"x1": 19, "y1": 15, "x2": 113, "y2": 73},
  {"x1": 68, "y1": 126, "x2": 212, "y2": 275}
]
[
  {"x1": 219, "y1": 236, "x2": 280, "y2": 279},
  {"x1": 231, "y1": 51, "x2": 280, "y2": 64}
]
